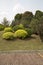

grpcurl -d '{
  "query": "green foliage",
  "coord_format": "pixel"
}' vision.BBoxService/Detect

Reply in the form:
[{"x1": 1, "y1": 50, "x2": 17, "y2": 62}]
[
  {"x1": 13, "y1": 24, "x2": 24, "y2": 31},
  {"x1": 15, "y1": 14, "x2": 22, "y2": 25},
  {"x1": 15, "y1": 14, "x2": 22, "y2": 20},
  {"x1": 4, "y1": 27, "x2": 13, "y2": 32},
  {"x1": 38, "y1": 16, "x2": 43, "y2": 39},
  {"x1": 35, "y1": 10, "x2": 43, "y2": 20},
  {"x1": 2, "y1": 32, "x2": 14, "y2": 40},
  {"x1": 10, "y1": 20, "x2": 15, "y2": 27},
  {"x1": 21, "y1": 11, "x2": 33, "y2": 27},
  {"x1": 30, "y1": 18, "x2": 39, "y2": 34},
  {"x1": 13, "y1": 25, "x2": 19, "y2": 31},
  {"x1": 11, "y1": 11, "x2": 33, "y2": 27},
  {"x1": 25, "y1": 28, "x2": 33, "y2": 37},
  {"x1": 18, "y1": 24, "x2": 24, "y2": 29},
  {"x1": 14, "y1": 29, "x2": 28, "y2": 39},
  {"x1": 0, "y1": 24, "x2": 5, "y2": 31}
]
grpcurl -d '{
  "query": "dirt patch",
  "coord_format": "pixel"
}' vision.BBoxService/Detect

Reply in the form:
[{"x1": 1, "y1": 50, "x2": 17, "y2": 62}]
[{"x1": 0, "y1": 52, "x2": 43, "y2": 65}]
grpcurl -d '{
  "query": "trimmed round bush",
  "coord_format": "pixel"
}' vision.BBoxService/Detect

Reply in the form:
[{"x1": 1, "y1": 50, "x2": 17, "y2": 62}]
[
  {"x1": 2, "y1": 32, "x2": 14, "y2": 40},
  {"x1": 0, "y1": 24, "x2": 5, "y2": 31},
  {"x1": 4, "y1": 27, "x2": 13, "y2": 32},
  {"x1": 25, "y1": 28, "x2": 33, "y2": 37},
  {"x1": 14, "y1": 29, "x2": 28, "y2": 39}
]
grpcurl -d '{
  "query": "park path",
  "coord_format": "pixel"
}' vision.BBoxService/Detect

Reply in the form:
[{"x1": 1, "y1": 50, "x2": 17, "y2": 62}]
[{"x1": 0, "y1": 51, "x2": 43, "y2": 65}]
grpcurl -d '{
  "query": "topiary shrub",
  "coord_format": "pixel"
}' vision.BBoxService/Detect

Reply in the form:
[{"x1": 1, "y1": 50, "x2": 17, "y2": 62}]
[
  {"x1": 4, "y1": 27, "x2": 13, "y2": 32},
  {"x1": 2, "y1": 32, "x2": 14, "y2": 40},
  {"x1": 14, "y1": 29, "x2": 28, "y2": 39},
  {"x1": 0, "y1": 24, "x2": 5, "y2": 31},
  {"x1": 13, "y1": 24, "x2": 24, "y2": 31},
  {"x1": 18, "y1": 24, "x2": 24, "y2": 29},
  {"x1": 25, "y1": 28, "x2": 33, "y2": 37}
]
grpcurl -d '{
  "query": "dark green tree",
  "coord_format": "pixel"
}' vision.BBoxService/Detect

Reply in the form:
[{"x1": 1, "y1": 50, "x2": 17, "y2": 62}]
[
  {"x1": 10, "y1": 20, "x2": 15, "y2": 27},
  {"x1": 37, "y1": 16, "x2": 43, "y2": 41},
  {"x1": 30, "y1": 17, "x2": 39, "y2": 34},
  {"x1": 15, "y1": 13, "x2": 22, "y2": 25},
  {"x1": 21, "y1": 11, "x2": 33, "y2": 27},
  {"x1": 35, "y1": 10, "x2": 43, "y2": 20}
]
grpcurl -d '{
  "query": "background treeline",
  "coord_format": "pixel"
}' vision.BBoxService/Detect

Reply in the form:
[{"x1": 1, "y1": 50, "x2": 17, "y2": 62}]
[{"x1": 0, "y1": 10, "x2": 43, "y2": 41}]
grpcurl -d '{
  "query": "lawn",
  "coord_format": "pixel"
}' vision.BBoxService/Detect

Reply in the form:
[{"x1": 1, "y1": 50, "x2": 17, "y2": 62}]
[{"x1": 0, "y1": 31, "x2": 43, "y2": 51}]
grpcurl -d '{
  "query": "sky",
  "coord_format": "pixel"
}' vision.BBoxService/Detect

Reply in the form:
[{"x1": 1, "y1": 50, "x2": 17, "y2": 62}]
[{"x1": 0, "y1": 0, "x2": 43, "y2": 23}]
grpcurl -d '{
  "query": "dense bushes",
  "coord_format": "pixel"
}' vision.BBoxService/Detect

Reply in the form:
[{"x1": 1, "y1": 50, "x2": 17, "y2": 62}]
[
  {"x1": 13, "y1": 24, "x2": 24, "y2": 31},
  {"x1": 30, "y1": 18, "x2": 39, "y2": 34},
  {"x1": 2, "y1": 23, "x2": 33, "y2": 40},
  {"x1": 14, "y1": 29, "x2": 28, "y2": 39},
  {"x1": 0, "y1": 24, "x2": 5, "y2": 31},
  {"x1": 2, "y1": 32, "x2": 14, "y2": 40},
  {"x1": 25, "y1": 28, "x2": 33, "y2": 37},
  {"x1": 2, "y1": 10, "x2": 43, "y2": 41},
  {"x1": 2, "y1": 28, "x2": 32, "y2": 40},
  {"x1": 4, "y1": 27, "x2": 13, "y2": 32}
]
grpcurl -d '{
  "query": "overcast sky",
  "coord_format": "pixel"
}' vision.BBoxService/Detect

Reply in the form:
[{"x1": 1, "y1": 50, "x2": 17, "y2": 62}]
[{"x1": 0, "y1": 0, "x2": 43, "y2": 22}]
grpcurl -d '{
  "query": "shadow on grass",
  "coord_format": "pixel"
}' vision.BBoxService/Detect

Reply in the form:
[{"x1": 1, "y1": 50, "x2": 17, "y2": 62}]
[
  {"x1": 2, "y1": 38, "x2": 16, "y2": 42},
  {"x1": 2, "y1": 35, "x2": 37, "y2": 41},
  {"x1": 25, "y1": 36, "x2": 36, "y2": 40},
  {"x1": 19, "y1": 35, "x2": 37, "y2": 41}
]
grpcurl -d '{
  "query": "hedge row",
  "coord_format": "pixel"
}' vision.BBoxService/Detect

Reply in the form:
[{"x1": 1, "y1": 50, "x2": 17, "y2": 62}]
[{"x1": 2, "y1": 27, "x2": 32, "y2": 40}]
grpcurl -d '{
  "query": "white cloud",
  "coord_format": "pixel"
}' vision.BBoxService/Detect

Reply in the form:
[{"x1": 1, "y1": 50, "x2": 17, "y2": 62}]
[
  {"x1": 0, "y1": 11, "x2": 12, "y2": 24},
  {"x1": 0, "y1": 11, "x2": 8, "y2": 22},
  {"x1": 13, "y1": 3, "x2": 25, "y2": 16},
  {"x1": 0, "y1": 2, "x2": 26, "y2": 23}
]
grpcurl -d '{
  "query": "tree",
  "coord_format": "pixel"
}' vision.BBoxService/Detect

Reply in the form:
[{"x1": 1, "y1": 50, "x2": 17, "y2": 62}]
[
  {"x1": 37, "y1": 16, "x2": 43, "y2": 41},
  {"x1": 21, "y1": 11, "x2": 33, "y2": 27},
  {"x1": 2, "y1": 17, "x2": 9, "y2": 27},
  {"x1": 35, "y1": 10, "x2": 43, "y2": 20},
  {"x1": 30, "y1": 17, "x2": 39, "y2": 34},
  {"x1": 11, "y1": 13, "x2": 22, "y2": 27},
  {"x1": 11, "y1": 11, "x2": 33, "y2": 27},
  {"x1": 15, "y1": 13, "x2": 22, "y2": 25},
  {"x1": 10, "y1": 20, "x2": 15, "y2": 27}
]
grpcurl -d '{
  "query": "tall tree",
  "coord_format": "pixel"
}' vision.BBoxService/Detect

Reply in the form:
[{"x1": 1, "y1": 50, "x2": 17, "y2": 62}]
[
  {"x1": 35, "y1": 10, "x2": 43, "y2": 20},
  {"x1": 30, "y1": 17, "x2": 39, "y2": 34},
  {"x1": 15, "y1": 13, "x2": 22, "y2": 25},
  {"x1": 38, "y1": 16, "x2": 43, "y2": 37},
  {"x1": 10, "y1": 20, "x2": 15, "y2": 27},
  {"x1": 21, "y1": 11, "x2": 33, "y2": 27}
]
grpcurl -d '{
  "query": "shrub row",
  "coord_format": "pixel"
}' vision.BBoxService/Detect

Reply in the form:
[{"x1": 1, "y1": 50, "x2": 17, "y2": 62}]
[
  {"x1": 4, "y1": 27, "x2": 13, "y2": 32},
  {"x1": 2, "y1": 29, "x2": 28, "y2": 40},
  {"x1": 2, "y1": 27, "x2": 33, "y2": 40},
  {"x1": 13, "y1": 24, "x2": 24, "y2": 31},
  {"x1": 14, "y1": 29, "x2": 28, "y2": 39},
  {"x1": 3, "y1": 32, "x2": 14, "y2": 40}
]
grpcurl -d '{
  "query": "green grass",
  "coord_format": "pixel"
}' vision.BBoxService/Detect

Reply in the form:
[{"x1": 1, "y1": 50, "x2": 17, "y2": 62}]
[{"x1": 0, "y1": 31, "x2": 43, "y2": 51}]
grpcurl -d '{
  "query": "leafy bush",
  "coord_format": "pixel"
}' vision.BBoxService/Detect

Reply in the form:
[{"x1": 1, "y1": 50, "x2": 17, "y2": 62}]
[
  {"x1": 30, "y1": 18, "x2": 39, "y2": 34},
  {"x1": 25, "y1": 28, "x2": 33, "y2": 37},
  {"x1": 14, "y1": 29, "x2": 28, "y2": 39},
  {"x1": 18, "y1": 24, "x2": 24, "y2": 29},
  {"x1": 0, "y1": 24, "x2": 5, "y2": 31},
  {"x1": 2, "y1": 32, "x2": 14, "y2": 40},
  {"x1": 13, "y1": 24, "x2": 24, "y2": 31},
  {"x1": 4, "y1": 27, "x2": 13, "y2": 32}
]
